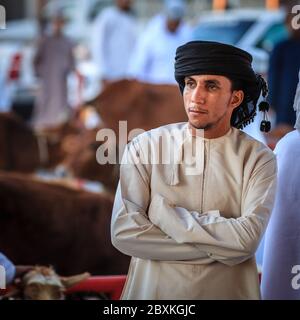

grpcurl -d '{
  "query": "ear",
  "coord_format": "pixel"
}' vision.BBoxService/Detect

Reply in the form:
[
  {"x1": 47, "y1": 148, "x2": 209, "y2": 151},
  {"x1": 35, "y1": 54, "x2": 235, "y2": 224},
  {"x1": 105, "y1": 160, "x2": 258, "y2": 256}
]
[
  {"x1": 230, "y1": 90, "x2": 244, "y2": 110},
  {"x1": 60, "y1": 272, "x2": 90, "y2": 289}
]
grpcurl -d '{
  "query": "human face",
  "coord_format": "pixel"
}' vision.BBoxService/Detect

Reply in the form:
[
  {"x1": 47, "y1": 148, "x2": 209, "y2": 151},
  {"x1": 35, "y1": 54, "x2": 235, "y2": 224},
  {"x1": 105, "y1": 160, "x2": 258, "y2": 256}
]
[
  {"x1": 116, "y1": 0, "x2": 133, "y2": 11},
  {"x1": 52, "y1": 17, "x2": 65, "y2": 35},
  {"x1": 167, "y1": 18, "x2": 181, "y2": 33},
  {"x1": 183, "y1": 74, "x2": 244, "y2": 138}
]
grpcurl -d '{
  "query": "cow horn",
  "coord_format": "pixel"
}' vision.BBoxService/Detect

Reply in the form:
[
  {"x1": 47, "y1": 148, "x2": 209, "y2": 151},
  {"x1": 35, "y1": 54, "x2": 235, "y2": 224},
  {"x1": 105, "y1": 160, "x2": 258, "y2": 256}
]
[{"x1": 60, "y1": 272, "x2": 90, "y2": 289}]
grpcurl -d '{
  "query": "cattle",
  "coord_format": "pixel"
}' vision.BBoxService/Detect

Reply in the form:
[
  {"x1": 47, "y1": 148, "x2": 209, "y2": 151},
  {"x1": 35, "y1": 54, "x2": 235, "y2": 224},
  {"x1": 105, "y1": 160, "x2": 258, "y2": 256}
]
[
  {"x1": 0, "y1": 172, "x2": 130, "y2": 276},
  {"x1": 0, "y1": 112, "x2": 40, "y2": 172},
  {"x1": 61, "y1": 127, "x2": 118, "y2": 191},
  {"x1": 0, "y1": 112, "x2": 118, "y2": 190},
  {"x1": 2, "y1": 266, "x2": 90, "y2": 300},
  {"x1": 0, "y1": 112, "x2": 76, "y2": 172},
  {"x1": 95, "y1": 79, "x2": 187, "y2": 136}
]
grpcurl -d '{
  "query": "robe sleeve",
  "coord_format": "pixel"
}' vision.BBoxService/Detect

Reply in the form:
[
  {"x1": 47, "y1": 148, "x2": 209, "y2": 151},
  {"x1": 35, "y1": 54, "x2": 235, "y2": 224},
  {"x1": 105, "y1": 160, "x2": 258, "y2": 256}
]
[
  {"x1": 149, "y1": 155, "x2": 277, "y2": 266},
  {"x1": 111, "y1": 138, "x2": 213, "y2": 263}
]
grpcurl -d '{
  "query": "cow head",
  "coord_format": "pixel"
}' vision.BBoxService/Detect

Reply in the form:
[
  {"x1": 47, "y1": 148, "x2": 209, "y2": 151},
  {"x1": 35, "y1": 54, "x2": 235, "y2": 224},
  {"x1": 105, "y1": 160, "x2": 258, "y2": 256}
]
[
  {"x1": 22, "y1": 266, "x2": 90, "y2": 300},
  {"x1": 60, "y1": 123, "x2": 119, "y2": 191}
]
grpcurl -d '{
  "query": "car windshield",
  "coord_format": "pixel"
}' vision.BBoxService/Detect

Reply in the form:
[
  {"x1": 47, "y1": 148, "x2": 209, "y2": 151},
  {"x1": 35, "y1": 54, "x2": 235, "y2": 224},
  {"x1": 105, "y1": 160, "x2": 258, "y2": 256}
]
[
  {"x1": 256, "y1": 22, "x2": 289, "y2": 53},
  {"x1": 192, "y1": 20, "x2": 255, "y2": 45}
]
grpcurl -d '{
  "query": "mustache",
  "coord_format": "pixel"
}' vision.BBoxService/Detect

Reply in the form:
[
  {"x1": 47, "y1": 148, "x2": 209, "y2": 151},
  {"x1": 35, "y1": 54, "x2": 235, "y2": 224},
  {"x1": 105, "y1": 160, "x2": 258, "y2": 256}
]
[{"x1": 188, "y1": 106, "x2": 209, "y2": 113}]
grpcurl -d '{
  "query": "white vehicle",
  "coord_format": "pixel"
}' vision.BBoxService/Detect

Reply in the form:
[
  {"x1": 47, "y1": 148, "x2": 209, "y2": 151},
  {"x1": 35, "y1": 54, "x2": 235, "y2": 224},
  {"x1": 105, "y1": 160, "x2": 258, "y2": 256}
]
[{"x1": 192, "y1": 9, "x2": 288, "y2": 74}]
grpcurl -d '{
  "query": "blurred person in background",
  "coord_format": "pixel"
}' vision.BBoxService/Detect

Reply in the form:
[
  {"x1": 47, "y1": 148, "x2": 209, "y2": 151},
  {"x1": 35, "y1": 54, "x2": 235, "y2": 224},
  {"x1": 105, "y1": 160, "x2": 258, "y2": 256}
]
[
  {"x1": 92, "y1": 0, "x2": 137, "y2": 90},
  {"x1": 127, "y1": 0, "x2": 191, "y2": 85},
  {"x1": 32, "y1": 11, "x2": 76, "y2": 130},
  {"x1": 267, "y1": 3, "x2": 300, "y2": 131},
  {"x1": 262, "y1": 69, "x2": 300, "y2": 300}
]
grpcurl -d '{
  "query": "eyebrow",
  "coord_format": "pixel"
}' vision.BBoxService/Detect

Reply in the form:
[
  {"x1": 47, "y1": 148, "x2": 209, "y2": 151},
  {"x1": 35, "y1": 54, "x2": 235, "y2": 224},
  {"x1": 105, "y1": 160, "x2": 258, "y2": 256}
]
[
  {"x1": 205, "y1": 79, "x2": 221, "y2": 86},
  {"x1": 185, "y1": 76, "x2": 196, "y2": 82},
  {"x1": 185, "y1": 77, "x2": 221, "y2": 86}
]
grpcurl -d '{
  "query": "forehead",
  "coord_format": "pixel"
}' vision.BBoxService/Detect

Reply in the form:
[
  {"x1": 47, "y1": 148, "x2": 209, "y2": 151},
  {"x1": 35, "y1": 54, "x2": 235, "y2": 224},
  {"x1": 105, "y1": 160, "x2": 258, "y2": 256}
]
[{"x1": 185, "y1": 74, "x2": 231, "y2": 84}]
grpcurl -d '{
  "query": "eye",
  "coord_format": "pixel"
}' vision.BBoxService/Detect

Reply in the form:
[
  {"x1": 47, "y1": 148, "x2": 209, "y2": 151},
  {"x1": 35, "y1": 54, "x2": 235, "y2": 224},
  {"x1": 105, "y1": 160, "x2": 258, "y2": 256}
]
[
  {"x1": 185, "y1": 80, "x2": 196, "y2": 89},
  {"x1": 207, "y1": 83, "x2": 218, "y2": 90}
]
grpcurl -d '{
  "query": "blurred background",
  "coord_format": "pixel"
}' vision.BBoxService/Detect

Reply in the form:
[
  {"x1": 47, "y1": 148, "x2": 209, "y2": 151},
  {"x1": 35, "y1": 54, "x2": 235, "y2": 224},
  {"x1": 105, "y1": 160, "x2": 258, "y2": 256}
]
[
  {"x1": 0, "y1": 0, "x2": 294, "y2": 117},
  {"x1": 0, "y1": 0, "x2": 299, "y2": 298}
]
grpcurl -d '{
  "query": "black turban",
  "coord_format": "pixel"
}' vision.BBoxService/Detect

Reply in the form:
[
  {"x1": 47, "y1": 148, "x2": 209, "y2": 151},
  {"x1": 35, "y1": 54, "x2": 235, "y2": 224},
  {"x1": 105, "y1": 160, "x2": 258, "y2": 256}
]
[{"x1": 174, "y1": 40, "x2": 266, "y2": 129}]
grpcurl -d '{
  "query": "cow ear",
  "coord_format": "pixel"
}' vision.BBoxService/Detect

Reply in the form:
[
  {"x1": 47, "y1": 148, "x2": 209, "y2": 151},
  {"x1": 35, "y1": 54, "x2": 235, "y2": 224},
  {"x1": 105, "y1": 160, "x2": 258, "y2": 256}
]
[{"x1": 60, "y1": 272, "x2": 90, "y2": 289}]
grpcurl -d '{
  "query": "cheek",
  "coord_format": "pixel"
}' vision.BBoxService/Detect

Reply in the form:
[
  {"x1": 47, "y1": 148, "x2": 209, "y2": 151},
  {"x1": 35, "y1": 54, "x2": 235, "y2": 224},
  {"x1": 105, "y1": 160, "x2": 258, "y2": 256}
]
[
  {"x1": 183, "y1": 91, "x2": 191, "y2": 108},
  {"x1": 214, "y1": 93, "x2": 232, "y2": 108},
  {"x1": 206, "y1": 93, "x2": 220, "y2": 109}
]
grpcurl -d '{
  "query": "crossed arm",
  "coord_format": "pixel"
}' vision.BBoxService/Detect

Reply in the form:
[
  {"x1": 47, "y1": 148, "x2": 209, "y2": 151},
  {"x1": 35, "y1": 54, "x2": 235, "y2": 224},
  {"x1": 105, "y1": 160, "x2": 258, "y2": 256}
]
[{"x1": 111, "y1": 139, "x2": 277, "y2": 266}]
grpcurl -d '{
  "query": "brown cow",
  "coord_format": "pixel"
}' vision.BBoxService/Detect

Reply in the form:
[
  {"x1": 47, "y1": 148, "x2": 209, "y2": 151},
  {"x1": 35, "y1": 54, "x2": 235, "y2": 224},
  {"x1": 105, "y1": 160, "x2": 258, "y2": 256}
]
[
  {"x1": 95, "y1": 79, "x2": 187, "y2": 135},
  {"x1": 0, "y1": 172, "x2": 130, "y2": 276},
  {"x1": 0, "y1": 112, "x2": 77, "y2": 172},
  {"x1": 0, "y1": 112, "x2": 40, "y2": 171},
  {"x1": 0, "y1": 112, "x2": 118, "y2": 190},
  {"x1": 0, "y1": 113, "x2": 116, "y2": 189},
  {"x1": 60, "y1": 127, "x2": 118, "y2": 191}
]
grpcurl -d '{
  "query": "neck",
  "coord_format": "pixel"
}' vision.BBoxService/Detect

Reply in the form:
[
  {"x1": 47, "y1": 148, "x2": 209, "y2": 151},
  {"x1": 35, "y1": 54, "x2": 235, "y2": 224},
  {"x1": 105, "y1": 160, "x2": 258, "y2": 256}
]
[{"x1": 188, "y1": 122, "x2": 231, "y2": 139}]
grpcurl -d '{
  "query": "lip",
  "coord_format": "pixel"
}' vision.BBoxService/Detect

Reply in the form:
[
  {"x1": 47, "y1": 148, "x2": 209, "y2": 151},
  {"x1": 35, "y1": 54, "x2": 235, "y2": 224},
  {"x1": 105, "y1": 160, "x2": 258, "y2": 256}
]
[{"x1": 188, "y1": 108, "x2": 208, "y2": 114}]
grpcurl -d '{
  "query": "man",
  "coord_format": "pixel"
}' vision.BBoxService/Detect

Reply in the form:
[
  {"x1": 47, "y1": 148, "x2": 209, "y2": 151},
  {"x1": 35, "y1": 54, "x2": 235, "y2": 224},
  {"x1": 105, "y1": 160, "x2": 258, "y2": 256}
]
[
  {"x1": 262, "y1": 70, "x2": 300, "y2": 300},
  {"x1": 127, "y1": 0, "x2": 191, "y2": 84},
  {"x1": 92, "y1": 0, "x2": 137, "y2": 89},
  {"x1": 33, "y1": 11, "x2": 75, "y2": 130},
  {"x1": 111, "y1": 41, "x2": 277, "y2": 299},
  {"x1": 268, "y1": 3, "x2": 300, "y2": 128}
]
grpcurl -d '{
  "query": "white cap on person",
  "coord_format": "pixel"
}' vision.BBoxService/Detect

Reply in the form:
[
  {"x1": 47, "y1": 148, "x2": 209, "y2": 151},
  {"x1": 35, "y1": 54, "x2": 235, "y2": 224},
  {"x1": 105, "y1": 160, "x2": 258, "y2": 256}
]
[{"x1": 164, "y1": 0, "x2": 186, "y2": 20}]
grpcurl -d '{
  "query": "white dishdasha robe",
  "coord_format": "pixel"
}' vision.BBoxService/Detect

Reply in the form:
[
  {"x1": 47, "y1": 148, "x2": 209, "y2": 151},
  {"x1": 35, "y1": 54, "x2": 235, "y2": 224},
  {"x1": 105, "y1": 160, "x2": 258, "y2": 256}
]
[{"x1": 111, "y1": 122, "x2": 277, "y2": 300}]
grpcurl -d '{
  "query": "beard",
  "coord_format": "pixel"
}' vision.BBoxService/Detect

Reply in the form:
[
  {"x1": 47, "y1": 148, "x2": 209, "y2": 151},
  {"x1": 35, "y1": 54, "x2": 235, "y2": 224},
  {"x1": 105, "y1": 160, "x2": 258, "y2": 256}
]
[
  {"x1": 189, "y1": 109, "x2": 228, "y2": 131},
  {"x1": 189, "y1": 121, "x2": 213, "y2": 130}
]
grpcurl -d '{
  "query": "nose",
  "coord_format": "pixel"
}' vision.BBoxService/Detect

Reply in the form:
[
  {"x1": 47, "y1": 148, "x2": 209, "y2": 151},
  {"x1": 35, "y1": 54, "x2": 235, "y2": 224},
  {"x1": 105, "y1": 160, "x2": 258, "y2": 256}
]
[{"x1": 191, "y1": 84, "x2": 206, "y2": 104}]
